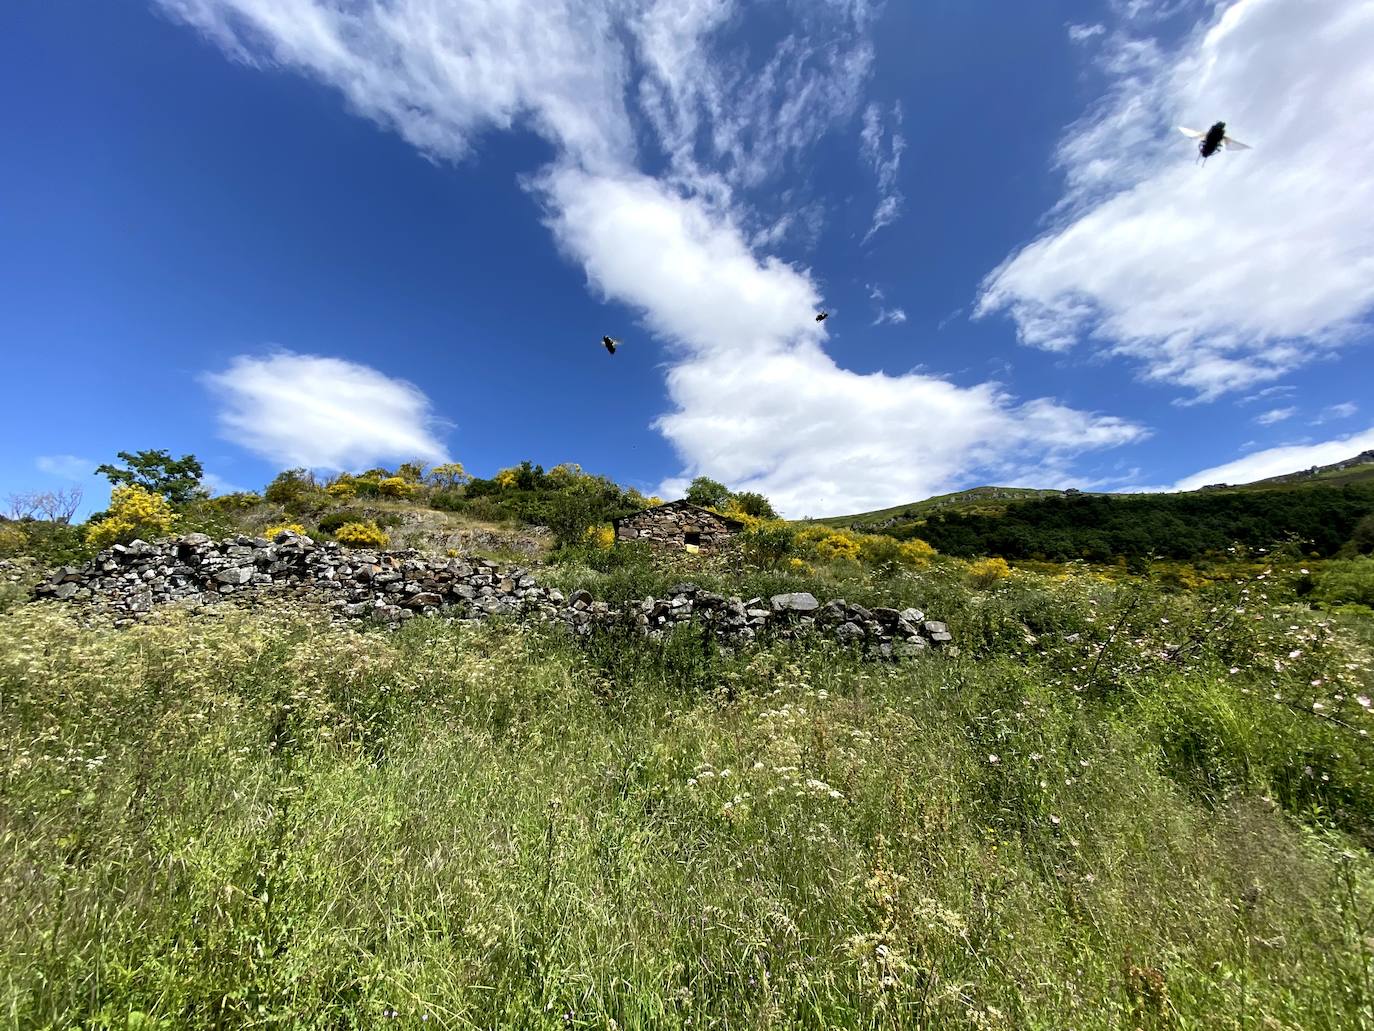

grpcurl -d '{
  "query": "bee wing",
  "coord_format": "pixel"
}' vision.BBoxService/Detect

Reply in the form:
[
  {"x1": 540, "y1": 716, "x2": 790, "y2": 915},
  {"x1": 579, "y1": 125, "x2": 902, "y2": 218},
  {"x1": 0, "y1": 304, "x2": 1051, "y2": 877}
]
[
  {"x1": 1177, "y1": 126, "x2": 1206, "y2": 139},
  {"x1": 1222, "y1": 135, "x2": 1251, "y2": 150}
]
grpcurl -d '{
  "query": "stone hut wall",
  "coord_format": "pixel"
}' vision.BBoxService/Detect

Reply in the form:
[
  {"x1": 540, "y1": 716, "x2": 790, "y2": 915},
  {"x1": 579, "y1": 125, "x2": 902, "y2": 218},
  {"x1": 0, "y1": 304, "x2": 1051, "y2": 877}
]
[{"x1": 614, "y1": 503, "x2": 739, "y2": 553}]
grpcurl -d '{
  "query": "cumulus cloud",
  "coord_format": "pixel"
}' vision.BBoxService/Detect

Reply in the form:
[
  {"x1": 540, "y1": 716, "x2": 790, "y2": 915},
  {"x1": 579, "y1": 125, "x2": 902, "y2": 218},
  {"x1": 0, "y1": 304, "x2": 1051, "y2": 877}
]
[
  {"x1": 540, "y1": 168, "x2": 1145, "y2": 514},
  {"x1": 201, "y1": 353, "x2": 450, "y2": 471},
  {"x1": 978, "y1": 0, "x2": 1374, "y2": 400},
  {"x1": 1254, "y1": 406, "x2": 1296, "y2": 426},
  {"x1": 35, "y1": 455, "x2": 95, "y2": 481},
  {"x1": 1172, "y1": 426, "x2": 1374, "y2": 490},
  {"x1": 165, "y1": 0, "x2": 1147, "y2": 514}
]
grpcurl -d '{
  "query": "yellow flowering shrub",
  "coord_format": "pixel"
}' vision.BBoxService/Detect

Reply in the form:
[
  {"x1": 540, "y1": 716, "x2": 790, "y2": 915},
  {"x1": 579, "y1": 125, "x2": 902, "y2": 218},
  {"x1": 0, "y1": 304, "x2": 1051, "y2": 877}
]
[
  {"x1": 787, "y1": 557, "x2": 812, "y2": 574},
  {"x1": 896, "y1": 538, "x2": 936, "y2": 569},
  {"x1": 265, "y1": 523, "x2": 309, "y2": 539},
  {"x1": 494, "y1": 468, "x2": 519, "y2": 489},
  {"x1": 377, "y1": 476, "x2": 419, "y2": 498},
  {"x1": 326, "y1": 481, "x2": 357, "y2": 500},
  {"x1": 967, "y1": 556, "x2": 1012, "y2": 587},
  {"x1": 583, "y1": 524, "x2": 616, "y2": 550},
  {"x1": 333, "y1": 521, "x2": 390, "y2": 549},
  {"x1": 715, "y1": 505, "x2": 765, "y2": 532},
  {"x1": 85, "y1": 486, "x2": 178, "y2": 549},
  {"x1": 813, "y1": 531, "x2": 862, "y2": 563},
  {"x1": 0, "y1": 523, "x2": 26, "y2": 557}
]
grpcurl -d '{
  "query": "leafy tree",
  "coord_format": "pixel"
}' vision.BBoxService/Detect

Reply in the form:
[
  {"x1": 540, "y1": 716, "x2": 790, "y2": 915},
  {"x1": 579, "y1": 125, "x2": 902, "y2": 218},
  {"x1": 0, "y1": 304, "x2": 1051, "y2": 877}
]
[
  {"x1": 685, "y1": 476, "x2": 731, "y2": 510},
  {"x1": 729, "y1": 491, "x2": 777, "y2": 520},
  {"x1": 1349, "y1": 513, "x2": 1374, "y2": 555},
  {"x1": 546, "y1": 480, "x2": 608, "y2": 548},
  {"x1": 427, "y1": 463, "x2": 470, "y2": 489},
  {"x1": 96, "y1": 450, "x2": 205, "y2": 506},
  {"x1": 263, "y1": 469, "x2": 320, "y2": 514}
]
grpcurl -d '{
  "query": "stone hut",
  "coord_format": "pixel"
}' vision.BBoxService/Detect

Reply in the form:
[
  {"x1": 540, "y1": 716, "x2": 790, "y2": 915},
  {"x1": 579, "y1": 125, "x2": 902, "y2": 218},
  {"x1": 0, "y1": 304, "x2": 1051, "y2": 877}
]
[{"x1": 613, "y1": 500, "x2": 744, "y2": 554}]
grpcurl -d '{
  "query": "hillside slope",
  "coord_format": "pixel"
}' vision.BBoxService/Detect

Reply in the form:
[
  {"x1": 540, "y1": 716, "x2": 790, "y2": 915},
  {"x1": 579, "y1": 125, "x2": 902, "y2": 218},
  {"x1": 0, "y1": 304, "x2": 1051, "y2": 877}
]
[{"x1": 816, "y1": 451, "x2": 1374, "y2": 561}]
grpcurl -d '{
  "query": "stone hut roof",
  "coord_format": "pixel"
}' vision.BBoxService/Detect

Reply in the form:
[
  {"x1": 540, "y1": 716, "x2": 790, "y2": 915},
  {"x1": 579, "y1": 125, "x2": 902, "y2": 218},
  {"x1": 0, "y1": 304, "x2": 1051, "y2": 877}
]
[{"x1": 612, "y1": 499, "x2": 746, "y2": 530}]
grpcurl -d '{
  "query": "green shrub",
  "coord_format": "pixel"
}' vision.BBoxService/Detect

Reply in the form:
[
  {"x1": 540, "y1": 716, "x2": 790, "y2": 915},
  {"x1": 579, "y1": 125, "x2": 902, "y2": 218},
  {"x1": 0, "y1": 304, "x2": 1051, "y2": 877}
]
[
  {"x1": 263, "y1": 469, "x2": 322, "y2": 514},
  {"x1": 317, "y1": 510, "x2": 366, "y2": 535},
  {"x1": 1313, "y1": 557, "x2": 1374, "y2": 609}
]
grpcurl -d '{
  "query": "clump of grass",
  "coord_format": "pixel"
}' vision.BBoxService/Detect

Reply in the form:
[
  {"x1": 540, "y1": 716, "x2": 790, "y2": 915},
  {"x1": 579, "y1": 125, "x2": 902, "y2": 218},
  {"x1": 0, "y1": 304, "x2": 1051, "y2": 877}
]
[{"x1": 1, "y1": 566, "x2": 1372, "y2": 1028}]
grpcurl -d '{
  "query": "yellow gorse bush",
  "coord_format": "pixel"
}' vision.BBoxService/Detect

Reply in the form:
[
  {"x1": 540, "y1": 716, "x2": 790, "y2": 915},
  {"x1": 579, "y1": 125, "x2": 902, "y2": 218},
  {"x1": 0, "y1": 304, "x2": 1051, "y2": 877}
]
[
  {"x1": 967, "y1": 556, "x2": 1012, "y2": 587},
  {"x1": 325, "y1": 481, "x2": 357, "y2": 500},
  {"x1": 377, "y1": 476, "x2": 419, "y2": 498},
  {"x1": 265, "y1": 523, "x2": 309, "y2": 539},
  {"x1": 813, "y1": 531, "x2": 861, "y2": 563},
  {"x1": 494, "y1": 468, "x2": 519, "y2": 489},
  {"x1": 583, "y1": 524, "x2": 616, "y2": 550},
  {"x1": 85, "y1": 485, "x2": 178, "y2": 549},
  {"x1": 792, "y1": 524, "x2": 936, "y2": 570},
  {"x1": 333, "y1": 521, "x2": 390, "y2": 549},
  {"x1": 0, "y1": 523, "x2": 26, "y2": 557}
]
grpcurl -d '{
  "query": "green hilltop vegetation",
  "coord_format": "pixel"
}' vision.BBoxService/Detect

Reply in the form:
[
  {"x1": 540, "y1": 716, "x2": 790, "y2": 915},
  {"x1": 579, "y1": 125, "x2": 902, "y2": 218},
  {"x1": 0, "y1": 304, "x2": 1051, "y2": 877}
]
[
  {"x1": 815, "y1": 451, "x2": 1374, "y2": 565},
  {"x1": 3, "y1": 448, "x2": 1374, "y2": 1027}
]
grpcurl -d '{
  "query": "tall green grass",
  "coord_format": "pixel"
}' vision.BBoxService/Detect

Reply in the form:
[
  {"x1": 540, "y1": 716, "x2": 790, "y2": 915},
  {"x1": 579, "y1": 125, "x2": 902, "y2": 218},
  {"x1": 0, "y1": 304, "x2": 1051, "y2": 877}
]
[{"x1": 2, "y1": 567, "x2": 1373, "y2": 1028}]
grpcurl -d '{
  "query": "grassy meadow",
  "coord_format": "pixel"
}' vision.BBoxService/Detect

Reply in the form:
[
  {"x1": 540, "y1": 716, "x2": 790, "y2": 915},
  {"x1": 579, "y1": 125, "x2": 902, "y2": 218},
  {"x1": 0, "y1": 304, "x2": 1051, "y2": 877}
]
[{"x1": 3, "y1": 558, "x2": 1374, "y2": 1029}]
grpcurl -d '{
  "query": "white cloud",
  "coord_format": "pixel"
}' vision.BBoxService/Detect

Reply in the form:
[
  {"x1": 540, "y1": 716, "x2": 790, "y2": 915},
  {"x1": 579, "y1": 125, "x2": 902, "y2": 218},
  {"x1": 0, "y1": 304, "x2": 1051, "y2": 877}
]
[
  {"x1": 166, "y1": 0, "x2": 1148, "y2": 515},
  {"x1": 201, "y1": 353, "x2": 450, "y2": 471},
  {"x1": 202, "y1": 471, "x2": 248, "y2": 496},
  {"x1": 1254, "y1": 406, "x2": 1296, "y2": 426},
  {"x1": 978, "y1": 0, "x2": 1374, "y2": 400},
  {"x1": 859, "y1": 101, "x2": 905, "y2": 242},
  {"x1": 1172, "y1": 426, "x2": 1374, "y2": 490},
  {"x1": 1068, "y1": 23, "x2": 1106, "y2": 43},
  {"x1": 866, "y1": 283, "x2": 908, "y2": 326},
  {"x1": 35, "y1": 455, "x2": 94, "y2": 481},
  {"x1": 1315, "y1": 401, "x2": 1358, "y2": 424},
  {"x1": 540, "y1": 168, "x2": 1146, "y2": 515},
  {"x1": 1238, "y1": 383, "x2": 1295, "y2": 405}
]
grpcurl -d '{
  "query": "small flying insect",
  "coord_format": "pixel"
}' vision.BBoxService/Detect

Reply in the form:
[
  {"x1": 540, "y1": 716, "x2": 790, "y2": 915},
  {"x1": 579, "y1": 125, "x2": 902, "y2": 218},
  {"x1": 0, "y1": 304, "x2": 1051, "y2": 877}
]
[
  {"x1": 815, "y1": 311, "x2": 829, "y2": 322},
  {"x1": 602, "y1": 335, "x2": 619, "y2": 354},
  {"x1": 1177, "y1": 121, "x2": 1251, "y2": 163}
]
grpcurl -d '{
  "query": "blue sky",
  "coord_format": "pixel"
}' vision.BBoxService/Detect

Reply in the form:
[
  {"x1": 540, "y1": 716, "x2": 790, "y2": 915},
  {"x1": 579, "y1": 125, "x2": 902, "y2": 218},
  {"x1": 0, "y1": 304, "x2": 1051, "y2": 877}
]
[{"x1": 2, "y1": 0, "x2": 1371, "y2": 518}]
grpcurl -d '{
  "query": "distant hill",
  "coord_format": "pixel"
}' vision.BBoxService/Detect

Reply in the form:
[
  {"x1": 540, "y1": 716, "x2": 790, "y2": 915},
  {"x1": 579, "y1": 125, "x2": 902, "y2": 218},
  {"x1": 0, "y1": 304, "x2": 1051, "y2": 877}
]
[
  {"x1": 812, "y1": 452, "x2": 1374, "y2": 562},
  {"x1": 808, "y1": 486, "x2": 1076, "y2": 531},
  {"x1": 1235, "y1": 449, "x2": 1374, "y2": 489}
]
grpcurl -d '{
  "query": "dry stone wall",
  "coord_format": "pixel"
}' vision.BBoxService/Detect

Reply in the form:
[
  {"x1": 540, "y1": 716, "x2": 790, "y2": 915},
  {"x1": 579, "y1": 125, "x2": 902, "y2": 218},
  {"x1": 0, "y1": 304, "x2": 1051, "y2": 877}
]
[{"x1": 31, "y1": 532, "x2": 951, "y2": 657}]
